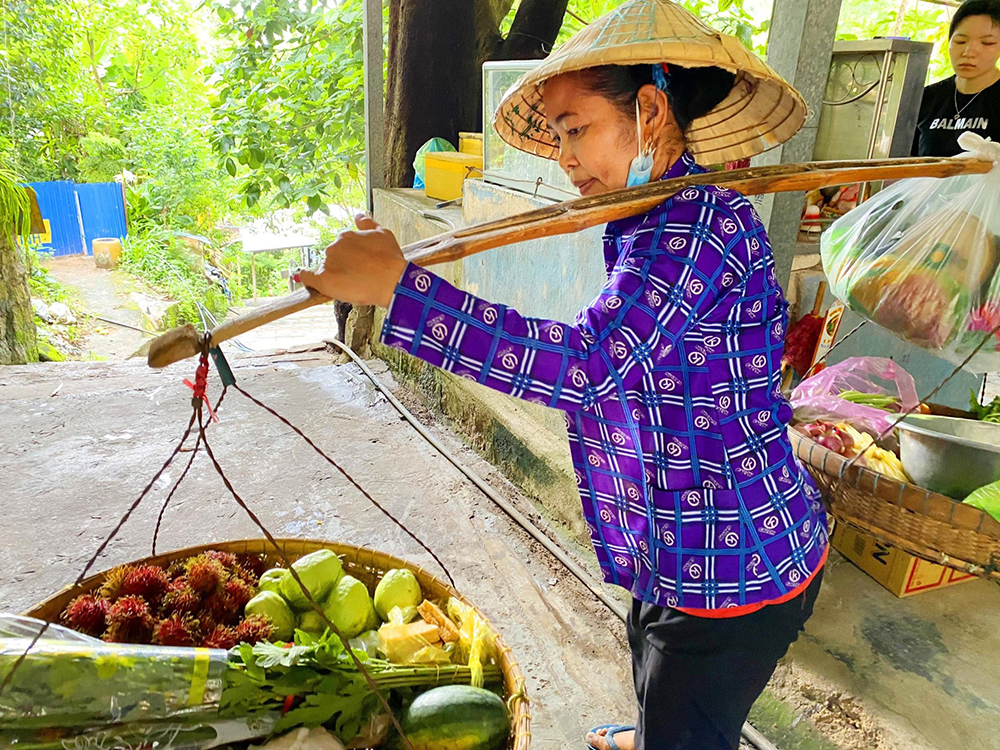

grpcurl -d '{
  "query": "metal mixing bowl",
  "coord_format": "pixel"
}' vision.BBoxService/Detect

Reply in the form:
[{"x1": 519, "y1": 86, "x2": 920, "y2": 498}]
[{"x1": 896, "y1": 415, "x2": 1000, "y2": 499}]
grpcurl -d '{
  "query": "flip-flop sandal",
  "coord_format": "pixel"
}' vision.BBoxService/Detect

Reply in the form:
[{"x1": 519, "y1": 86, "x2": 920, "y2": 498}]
[{"x1": 586, "y1": 724, "x2": 635, "y2": 750}]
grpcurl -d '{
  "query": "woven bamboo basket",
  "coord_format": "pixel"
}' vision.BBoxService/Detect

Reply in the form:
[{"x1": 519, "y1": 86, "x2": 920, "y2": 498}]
[
  {"x1": 23, "y1": 538, "x2": 531, "y2": 750},
  {"x1": 789, "y1": 427, "x2": 1000, "y2": 579}
]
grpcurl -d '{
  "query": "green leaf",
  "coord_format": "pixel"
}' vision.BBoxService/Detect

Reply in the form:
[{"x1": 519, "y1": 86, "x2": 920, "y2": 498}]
[
  {"x1": 252, "y1": 642, "x2": 312, "y2": 669},
  {"x1": 274, "y1": 693, "x2": 343, "y2": 732},
  {"x1": 307, "y1": 193, "x2": 323, "y2": 212},
  {"x1": 225, "y1": 157, "x2": 237, "y2": 177}
]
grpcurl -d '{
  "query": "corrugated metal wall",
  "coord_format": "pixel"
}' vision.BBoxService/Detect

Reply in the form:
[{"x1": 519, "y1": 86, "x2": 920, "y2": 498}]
[
  {"x1": 75, "y1": 182, "x2": 127, "y2": 256},
  {"x1": 25, "y1": 181, "x2": 127, "y2": 257},
  {"x1": 26, "y1": 181, "x2": 85, "y2": 257}
]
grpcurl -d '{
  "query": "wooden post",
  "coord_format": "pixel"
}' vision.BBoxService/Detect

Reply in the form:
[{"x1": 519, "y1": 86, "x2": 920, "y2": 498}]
[{"x1": 363, "y1": 0, "x2": 385, "y2": 212}]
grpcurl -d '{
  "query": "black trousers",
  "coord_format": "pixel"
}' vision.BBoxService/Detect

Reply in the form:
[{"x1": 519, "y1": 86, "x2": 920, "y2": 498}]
[{"x1": 628, "y1": 570, "x2": 823, "y2": 750}]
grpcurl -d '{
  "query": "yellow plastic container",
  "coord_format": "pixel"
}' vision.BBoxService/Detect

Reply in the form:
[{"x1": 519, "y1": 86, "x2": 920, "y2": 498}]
[
  {"x1": 424, "y1": 152, "x2": 483, "y2": 201},
  {"x1": 459, "y1": 132, "x2": 484, "y2": 157},
  {"x1": 92, "y1": 237, "x2": 123, "y2": 270}
]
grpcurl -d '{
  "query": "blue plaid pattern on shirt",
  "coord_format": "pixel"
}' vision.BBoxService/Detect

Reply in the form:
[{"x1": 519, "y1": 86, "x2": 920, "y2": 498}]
[{"x1": 382, "y1": 153, "x2": 828, "y2": 610}]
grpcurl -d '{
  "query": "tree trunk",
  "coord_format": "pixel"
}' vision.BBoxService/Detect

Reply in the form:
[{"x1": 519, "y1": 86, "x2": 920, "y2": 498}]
[
  {"x1": 384, "y1": 0, "x2": 479, "y2": 187},
  {"x1": 498, "y1": 0, "x2": 569, "y2": 59},
  {"x1": 0, "y1": 230, "x2": 37, "y2": 365},
  {"x1": 384, "y1": 0, "x2": 569, "y2": 187}
]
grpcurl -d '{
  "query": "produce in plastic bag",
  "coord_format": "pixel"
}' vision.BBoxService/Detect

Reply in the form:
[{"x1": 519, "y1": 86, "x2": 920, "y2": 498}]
[
  {"x1": 0, "y1": 614, "x2": 100, "y2": 643},
  {"x1": 790, "y1": 357, "x2": 919, "y2": 437},
  {"x1": 447, "y1": 598, "x2": 495, "y2": 689},
  {"x1": 965, "y1": 479, "x2": 1000, "y2": 522},
  {"x1": 821, "y1": 133, "x2": 1000, "y2": 371}
]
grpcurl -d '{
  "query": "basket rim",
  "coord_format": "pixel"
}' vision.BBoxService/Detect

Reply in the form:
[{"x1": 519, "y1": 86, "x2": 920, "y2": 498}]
[{"x1": 788, "y1": 427, "x2": 1000, "y2": 541}]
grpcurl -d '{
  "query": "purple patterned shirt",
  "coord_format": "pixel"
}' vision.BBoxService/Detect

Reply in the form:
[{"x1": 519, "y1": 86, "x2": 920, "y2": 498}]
[{"x1": 382, "y1": 153, "x2": 828, "y2": 610}]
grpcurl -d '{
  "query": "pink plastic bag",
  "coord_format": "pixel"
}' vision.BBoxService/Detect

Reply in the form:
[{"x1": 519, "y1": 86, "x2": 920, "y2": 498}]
[{"x1": 790, "y1": 357, "x2": 919, "y2": 436}]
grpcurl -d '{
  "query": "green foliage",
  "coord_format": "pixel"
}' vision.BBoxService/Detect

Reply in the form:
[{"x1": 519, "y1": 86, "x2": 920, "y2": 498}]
[
  {"x1": 28, "y1": 263, "x2": 72, "y2": 305},
  {"x1": 838, "y1": 0, "x2": 953, "y2": 82},
  {"x1": 208, "y1": 0, "x2": 369, "y2": 215},
  {"x1": 123, "y1": 105, "x2": 230, "y2": 230},
  {"x1": 119, "y1": 225, "x2": 228, "y2": 326},
  {"x1": 78, "y1": 133, "x2": 126, "y2": 183},
  {"x1": 0, "y1": 0, "x2": 81, "y2": 181},
  {"x1": 0, "y1": 0, "x2": 212, "y2": 182},
  {"x1": 0, "y1": 167, "x2": 31, "y2": 238}
]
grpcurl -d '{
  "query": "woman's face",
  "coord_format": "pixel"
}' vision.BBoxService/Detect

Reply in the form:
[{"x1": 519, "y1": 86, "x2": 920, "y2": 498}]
[
  {"x1": 542, "y1": 74, "x2": 638, "y2": 197},
  {"x1": 949, "y1": 15, "x2": 1000, "y2": 80}
]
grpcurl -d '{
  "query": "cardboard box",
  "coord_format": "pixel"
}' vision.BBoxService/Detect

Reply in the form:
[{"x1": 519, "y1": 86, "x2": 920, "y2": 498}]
[{"x1": 832, "y1": 522, "x2": 975, "y2": 597}]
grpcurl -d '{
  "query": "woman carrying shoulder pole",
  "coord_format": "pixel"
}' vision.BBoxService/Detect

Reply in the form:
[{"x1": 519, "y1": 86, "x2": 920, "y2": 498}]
[{"x1": 298, "y1": 2, "x2": 828, "y2": 748}]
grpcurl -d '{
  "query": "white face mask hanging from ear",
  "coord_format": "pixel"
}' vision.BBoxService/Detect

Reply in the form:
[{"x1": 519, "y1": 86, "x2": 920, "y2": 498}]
[
  {"x1": 626, "y1": 98, "x2": 655, "y2": 188},
  {"x1": 626, "y1": 64, "x2": 672, "y2": 188}
]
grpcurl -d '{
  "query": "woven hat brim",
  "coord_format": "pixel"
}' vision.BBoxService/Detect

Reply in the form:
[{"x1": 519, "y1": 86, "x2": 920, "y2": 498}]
[{"x1": 492, "y1": 2, "x2": 806, "y2": 165}]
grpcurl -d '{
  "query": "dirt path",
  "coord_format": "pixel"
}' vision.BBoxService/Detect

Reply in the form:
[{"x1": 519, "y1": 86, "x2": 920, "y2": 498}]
[{"x1": 45, "y1": 255, "x2": 152, "y2": 360}]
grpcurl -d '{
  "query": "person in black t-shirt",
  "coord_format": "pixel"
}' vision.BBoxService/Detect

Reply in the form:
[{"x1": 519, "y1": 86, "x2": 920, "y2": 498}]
[{"x1": 912, "y1": 0, "x2": 1000, "y2": 157}]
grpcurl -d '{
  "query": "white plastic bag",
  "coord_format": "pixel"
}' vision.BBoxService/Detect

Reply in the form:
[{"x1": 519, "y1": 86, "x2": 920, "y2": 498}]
[{"x1": 822, "y1": 133, "x2": 1000, "y2": 372}]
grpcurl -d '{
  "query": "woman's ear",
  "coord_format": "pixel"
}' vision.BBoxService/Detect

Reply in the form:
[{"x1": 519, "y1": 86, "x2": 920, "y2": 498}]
[{"x1": 636, "y1": 83, "x2": 671, "y2": 131}]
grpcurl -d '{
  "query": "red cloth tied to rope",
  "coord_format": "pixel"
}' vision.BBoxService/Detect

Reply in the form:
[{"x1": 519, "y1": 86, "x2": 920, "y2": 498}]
[{"x1": 183, "y1": 351, "x2": 219, "y2": 423}]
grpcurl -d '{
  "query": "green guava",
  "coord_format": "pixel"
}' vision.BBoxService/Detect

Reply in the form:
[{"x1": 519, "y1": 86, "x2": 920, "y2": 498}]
[
  {"x1": 373, "y1": 568, "x2": 422, "y2": 621},
  {"x1": 324, "y1": 575, "x2": 377, "y2": 640},
  {"x1": 279, "y1": 549, "x2": 344, "y2": 611},
  {"x1": 257, "y1": 568, "x2": 285, "y2": 594},
  {"x1": 298, "y1": 610, "x2": 326, "y2": 636},
  {"x1": 244, "y1": 590, "x2": 296, "y2": 641}
]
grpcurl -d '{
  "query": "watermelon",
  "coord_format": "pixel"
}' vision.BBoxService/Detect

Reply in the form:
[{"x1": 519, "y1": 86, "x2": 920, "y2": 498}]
[{"x1": 397, "y1": 685, "x2": 510, "y2": 750}]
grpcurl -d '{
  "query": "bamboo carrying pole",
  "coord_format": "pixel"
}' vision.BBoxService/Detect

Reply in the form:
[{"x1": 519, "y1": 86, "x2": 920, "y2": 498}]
[{"x1": 147, "y1": 155, "x2": 993, "y2": 369}]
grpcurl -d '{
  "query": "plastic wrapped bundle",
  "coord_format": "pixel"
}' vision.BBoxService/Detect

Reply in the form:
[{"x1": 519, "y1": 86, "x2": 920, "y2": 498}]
[{"x1": 822, "y1": 133, "x2": 1000, "y2": 372}]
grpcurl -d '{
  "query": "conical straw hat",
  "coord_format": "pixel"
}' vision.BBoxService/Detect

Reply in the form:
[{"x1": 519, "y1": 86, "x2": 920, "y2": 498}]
[{"x1": 492, "y1": 0, "x2": 805, "y2": 166}]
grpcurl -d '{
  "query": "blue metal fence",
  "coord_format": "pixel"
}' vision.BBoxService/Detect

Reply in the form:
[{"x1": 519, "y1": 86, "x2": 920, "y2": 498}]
[
  {"x1": 75, "y1": 182, "x2": 127, "y2": 256},
  {"x1": 26, "y1": 181, "x2": 85, "y2": 257},
  {"x1": 24, "y1": 180, "x2": 127, "y2": 257}
]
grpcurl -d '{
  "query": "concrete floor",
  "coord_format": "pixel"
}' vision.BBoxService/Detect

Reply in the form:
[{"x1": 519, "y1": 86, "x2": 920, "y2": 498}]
[
  {"x1": 0, "y1": 352, "x2": 637, "y2": 748},
  {"x1": 785, "y1": 556, "x2": 1000, "y2": 750}
]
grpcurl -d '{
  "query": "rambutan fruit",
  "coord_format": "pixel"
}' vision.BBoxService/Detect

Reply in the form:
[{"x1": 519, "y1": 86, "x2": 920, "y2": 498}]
[
  {"x1": 185, "y1": 555, "x2": 227, "y2": 595},
  {"x1": 203, "y1": 624, "x2": 239, "y2": 650},
  {"x1": 198, "y1": 612, "x2": 218, "y2": 636},
  {"x1": 120, "y1": 565, "x2": 169, "y2": 604},
  {"x1": 161, "y1": 578, "x2": 200, "y2": 616},
  {"x1": 224, "y1": 577, "x2": 255, "y2": 612},
  {"x1": 153, "y1": 614, "x2": 201, "y2": 647},
  {"x1": 236, "y1": 554, "x2": 268, "y2": 580},
  {"x1": 61, "y1": 594, "x2": 108, "y2": 636},
  {"x1": 98, "y1": 565, "x2": 136, "y2": 601},
  {"x1": 165, "y1": 560, "x2": 188, "y2": 580},
  {"x1": 204, "y1": 550, "x2": 238, "y2": 570},
  {"x1": 230, "y1": 564, "x2": 256, "y2": 585},
  {"x1": 203, "y1": 591, "x2": 239, "y2": 626},
  {"x1": 104, "y1": 595, "x2": 154, "y2": 644},
  {"x1": 235, "y1": 614, "x2": 274, "y2": 645}
]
